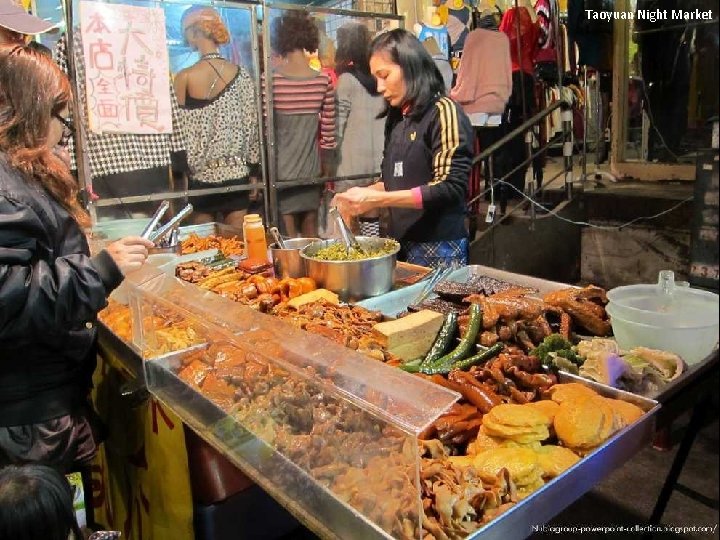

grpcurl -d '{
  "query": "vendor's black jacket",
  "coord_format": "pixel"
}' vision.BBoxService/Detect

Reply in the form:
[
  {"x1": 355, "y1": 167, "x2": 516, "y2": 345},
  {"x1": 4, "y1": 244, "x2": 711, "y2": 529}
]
[
  {"x1": 382, "y1": 95, "x2": 473, "y2": 242},
  {"x1": 0, "y1": 154, "x2": 123, "y2": 427}
]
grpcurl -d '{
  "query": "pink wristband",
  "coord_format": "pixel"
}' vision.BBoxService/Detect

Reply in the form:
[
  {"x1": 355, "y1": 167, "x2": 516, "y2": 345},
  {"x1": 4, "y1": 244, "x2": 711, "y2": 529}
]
[{"x1": 411, "y1": 187, "x2": 423, "y2": 209}]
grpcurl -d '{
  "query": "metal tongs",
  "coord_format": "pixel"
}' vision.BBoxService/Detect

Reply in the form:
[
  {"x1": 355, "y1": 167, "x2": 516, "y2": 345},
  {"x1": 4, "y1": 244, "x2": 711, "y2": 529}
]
[
  {"x1": 140, "y1": 200, "x2": 170, "y2": 240},
  {"x1": 412, "y1": 262, "x2": 459, "y2": 306},
  {"x1": 145, "y1": 203, "x2": 194, "y2": 244},
  {"x1": 329, "y1": 206, "x2": 365, "y2": 256},
  {"x1": 269, "y1": 226, "x2": 286, "y2": 249}
]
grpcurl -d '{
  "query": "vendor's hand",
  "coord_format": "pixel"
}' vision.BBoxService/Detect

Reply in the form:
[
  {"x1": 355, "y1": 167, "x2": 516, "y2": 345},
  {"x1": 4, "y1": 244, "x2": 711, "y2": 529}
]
[
  {"x1": 331, "y1": 187, "x2": 379, "y2": 219},
  {"x1": 106, "y1": 236, "x2": 154, "y2": 275}
]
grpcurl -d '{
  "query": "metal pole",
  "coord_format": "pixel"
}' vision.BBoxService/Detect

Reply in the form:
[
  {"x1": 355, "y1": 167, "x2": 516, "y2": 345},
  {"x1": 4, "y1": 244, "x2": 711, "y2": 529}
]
[
  {"x1": 513, "y1": 0, "x2": 527, "y2": 124},
  {"x1": 553, "y1": 0, "x2": 563, "y2": 90},
  {"x1": 261, "y1": 5, "x2": 281, "y2": 229},
  {"x1": 527, "y1": 129, "x2": 535, "y2": 229},
  {"x1": 562, "y1": 102, "x2": 574, "y2": 200},
  {"x1": 582, "y1": 65, "x2": 588, "y2": 184},
  {"x1": 62, "y1": 0, "x2": 96, "y2": 224},
  {"x1": 488, "y1": 155, "x2": 495, "y2": 206},
  {"x1": 472, "y1": 100, "x2": 567, "y2": 166},
  {"x1": 250, "y1": 6, "x2": 271, "y2": 225},
  {"x1": 594, "y1": 68, "x2": 602, "y2": 168}
]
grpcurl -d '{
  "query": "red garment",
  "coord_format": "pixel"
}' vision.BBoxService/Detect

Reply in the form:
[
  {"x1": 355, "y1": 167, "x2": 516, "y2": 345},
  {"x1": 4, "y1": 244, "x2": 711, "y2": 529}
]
[
  {"x1": 467, "y1": 135, "x2": 482, "y2": 215},
  {"x1": 322, "y1": 67, "x2": 338, "y2": 89},
  {"x1": 534, "y1": 0, "x2": 558, "y2": 64},
  {"x1": 499, "y1": 7, "x2": 540, "y2": 75}
]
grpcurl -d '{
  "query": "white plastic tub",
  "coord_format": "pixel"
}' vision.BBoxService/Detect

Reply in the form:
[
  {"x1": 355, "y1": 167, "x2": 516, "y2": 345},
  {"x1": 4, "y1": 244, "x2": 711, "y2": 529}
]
[{"x1": 605, "y1": 284, "x2": 719, "y2": 365}]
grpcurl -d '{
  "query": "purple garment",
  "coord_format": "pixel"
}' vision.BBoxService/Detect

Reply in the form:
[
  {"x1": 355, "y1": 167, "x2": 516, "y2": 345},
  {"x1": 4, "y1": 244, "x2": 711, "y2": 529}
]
[{"x1": 0, "y1": 409, "x2": 100, "y2": 473}]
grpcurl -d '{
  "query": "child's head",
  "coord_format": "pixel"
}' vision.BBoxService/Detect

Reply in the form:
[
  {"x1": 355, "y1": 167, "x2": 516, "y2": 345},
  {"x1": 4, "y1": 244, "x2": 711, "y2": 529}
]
[{"x1": 0, "y1": 464, "x2": 82, "y2": 540}]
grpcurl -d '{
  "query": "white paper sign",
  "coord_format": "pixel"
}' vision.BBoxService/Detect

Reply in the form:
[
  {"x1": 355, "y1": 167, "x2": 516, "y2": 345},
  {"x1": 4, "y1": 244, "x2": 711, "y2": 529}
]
[{"x1": 80, "y1": 1, "x2": 172, "y2": 134}]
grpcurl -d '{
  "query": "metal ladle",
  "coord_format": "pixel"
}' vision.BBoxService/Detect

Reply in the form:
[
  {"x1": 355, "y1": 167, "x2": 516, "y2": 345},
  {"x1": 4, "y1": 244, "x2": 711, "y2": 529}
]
[{"x1": 328, "y1": 206, "x2": 365, "y2": 256}]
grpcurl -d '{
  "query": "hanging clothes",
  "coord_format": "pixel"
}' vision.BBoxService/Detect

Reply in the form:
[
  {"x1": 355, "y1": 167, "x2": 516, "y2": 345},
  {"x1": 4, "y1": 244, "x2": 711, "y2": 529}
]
[
  {"x1": 450, "y1": 29, "x2": 512, "y2": 116},
  {"x1": 535, "y1": 0, "x2": 561, "y2": 65},
  {"x1": 500, "y1": 7, "x2": 540, "y2": 75},
  {"x1": 567, "y1": 0, "x2": 613, "y2": 71},
  {"x1": 438, "y1": 1, "x2": 474, "y2": 53},
  {"x1": 418, "y1": 23, "x2": 452, "y2": 59}
]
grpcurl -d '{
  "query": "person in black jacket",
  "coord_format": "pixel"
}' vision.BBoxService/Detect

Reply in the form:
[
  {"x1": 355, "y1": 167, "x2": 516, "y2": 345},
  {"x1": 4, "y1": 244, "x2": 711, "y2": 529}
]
[
  {"x1": 0, "y1": 45, "x2": 153, "y2": 472},
  {"x1": 332, "y1": 29, "x2": 473, "y2": 267}
]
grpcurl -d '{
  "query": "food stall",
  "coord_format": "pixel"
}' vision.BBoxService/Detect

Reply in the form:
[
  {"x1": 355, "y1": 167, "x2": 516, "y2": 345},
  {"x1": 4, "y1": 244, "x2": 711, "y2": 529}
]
[
  {"x1": 90, "y1": 223, "x2": 718, "y2": 540},
  {"x1": 49, "y1": 0, "x2": 718, "y2": 534}
]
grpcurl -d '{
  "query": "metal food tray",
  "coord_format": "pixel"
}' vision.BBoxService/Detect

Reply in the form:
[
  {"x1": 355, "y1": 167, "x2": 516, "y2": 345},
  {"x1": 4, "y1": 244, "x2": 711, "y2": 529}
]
[
  {"x1": 97, "y1": 322, "x2": 144, "y2": 381},
  {"x1": 97, "y1": 320, "x2": 210, "y2": 386},
  {"x1": 362, "y1": 265, "x2": 719, "y2": 404},
  {"x1": 466, "y1": 372, "x2": 660, "y2": 540},
  {"x1": 358, "y1": 264, "x2": 571, "y2": 318},
  {"x1": 177, "y1": 221, "x2": 243, "y2": 241},
  {"x1": 650, "y1": 349, "x2": 719, "y2": 404},
  {"x1": 145, "y1": 349, "x2": 409, "y2": 540},
  {"x1": 143, "y1": 348, "x2": 658, "y2": 540}
]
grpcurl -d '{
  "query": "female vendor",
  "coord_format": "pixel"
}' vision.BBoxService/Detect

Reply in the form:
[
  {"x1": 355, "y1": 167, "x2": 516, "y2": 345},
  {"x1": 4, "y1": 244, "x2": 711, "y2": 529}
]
[{"x1": 332, "y1": 29, "x2": 473, "y2": 267}]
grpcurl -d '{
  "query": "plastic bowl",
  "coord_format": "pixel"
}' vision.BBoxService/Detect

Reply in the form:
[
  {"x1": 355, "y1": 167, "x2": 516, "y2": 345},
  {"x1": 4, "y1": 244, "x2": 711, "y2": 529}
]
[
  {"x1": 605, "y1": 303, "x2": 719, "y2": 365},
  {"x1": 607, "y1": 284, "x2": 719, "y2": 327}
]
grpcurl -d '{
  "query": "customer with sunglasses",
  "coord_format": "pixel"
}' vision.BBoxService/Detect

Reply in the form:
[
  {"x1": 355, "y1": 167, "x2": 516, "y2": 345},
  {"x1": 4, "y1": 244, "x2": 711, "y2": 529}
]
[{"x1": 0, "y1": 45, "x2": 154, "y2": 471}]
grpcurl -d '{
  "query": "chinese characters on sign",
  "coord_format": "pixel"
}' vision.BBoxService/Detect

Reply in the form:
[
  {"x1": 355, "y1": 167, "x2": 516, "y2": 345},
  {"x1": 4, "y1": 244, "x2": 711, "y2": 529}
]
[{"x1": 80, "y1": 1, "x2": 172, "y2": 134}]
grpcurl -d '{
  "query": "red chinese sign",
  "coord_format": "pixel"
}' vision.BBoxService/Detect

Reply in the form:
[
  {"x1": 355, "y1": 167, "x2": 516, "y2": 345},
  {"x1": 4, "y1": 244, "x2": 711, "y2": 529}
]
[{"x1": 80, "y1": 1, "x2": 172, "y2": 134}]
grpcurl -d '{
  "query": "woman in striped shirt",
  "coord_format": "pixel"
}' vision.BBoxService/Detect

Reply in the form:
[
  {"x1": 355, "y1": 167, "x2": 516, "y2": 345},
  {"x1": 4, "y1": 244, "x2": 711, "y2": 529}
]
[{"x1": 264, "y1": 11, "x2": 336, "y2": 237}]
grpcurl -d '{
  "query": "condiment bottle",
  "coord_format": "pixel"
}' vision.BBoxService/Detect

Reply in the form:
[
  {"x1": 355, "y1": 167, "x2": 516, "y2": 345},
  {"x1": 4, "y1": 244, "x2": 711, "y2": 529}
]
[{"x1": 243, "y1": 214, "x2": 269, "y2": 263}]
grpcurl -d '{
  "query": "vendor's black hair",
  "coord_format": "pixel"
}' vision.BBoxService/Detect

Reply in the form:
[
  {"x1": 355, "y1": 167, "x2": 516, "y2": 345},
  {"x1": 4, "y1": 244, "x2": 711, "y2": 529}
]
[
  {"x1": 369, "y1": 28, "x2": 445, "y2": 119},
  {"x1": 0, "y1": 464, "x2": 82, "y2": 540}
]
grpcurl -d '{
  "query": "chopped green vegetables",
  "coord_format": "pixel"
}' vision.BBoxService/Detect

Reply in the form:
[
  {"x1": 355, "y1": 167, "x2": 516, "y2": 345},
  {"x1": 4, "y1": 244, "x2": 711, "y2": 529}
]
[
  {"x1": 312, "y1": 240, "x2": 399, "y2": 261},
  {"x1": 532, "y1": 334, "x2": 583, "y2": 372}
]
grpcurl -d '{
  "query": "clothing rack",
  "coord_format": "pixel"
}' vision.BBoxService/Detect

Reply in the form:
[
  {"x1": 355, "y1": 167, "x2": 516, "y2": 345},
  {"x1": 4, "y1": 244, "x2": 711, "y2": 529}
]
[{"x1": 580, "y1": 65, "x2": 616, "y2": 183}]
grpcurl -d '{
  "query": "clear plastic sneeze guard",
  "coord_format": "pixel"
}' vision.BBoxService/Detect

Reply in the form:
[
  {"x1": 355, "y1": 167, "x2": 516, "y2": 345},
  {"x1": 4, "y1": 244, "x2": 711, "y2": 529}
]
[{"x1": 132, "y1": 274, "x2": 460, "y2": 539}]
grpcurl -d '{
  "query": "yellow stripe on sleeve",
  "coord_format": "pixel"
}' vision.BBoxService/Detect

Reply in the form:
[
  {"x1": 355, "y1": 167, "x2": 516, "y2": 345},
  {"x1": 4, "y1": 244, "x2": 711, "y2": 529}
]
[{"x1": 430, "y1": 98, "x2": 460, "y2": 185}]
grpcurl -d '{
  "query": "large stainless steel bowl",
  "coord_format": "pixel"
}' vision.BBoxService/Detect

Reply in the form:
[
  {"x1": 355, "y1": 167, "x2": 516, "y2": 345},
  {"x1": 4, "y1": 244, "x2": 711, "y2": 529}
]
[{"x1": 301, "y1": 237, "x2": 400, "y2": 301}]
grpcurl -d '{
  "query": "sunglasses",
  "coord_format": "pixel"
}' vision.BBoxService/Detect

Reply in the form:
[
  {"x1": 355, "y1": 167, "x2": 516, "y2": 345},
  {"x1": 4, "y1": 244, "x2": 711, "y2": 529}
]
[{"x1": 53, "y1": 112, "x2": 75, "y2": 136}]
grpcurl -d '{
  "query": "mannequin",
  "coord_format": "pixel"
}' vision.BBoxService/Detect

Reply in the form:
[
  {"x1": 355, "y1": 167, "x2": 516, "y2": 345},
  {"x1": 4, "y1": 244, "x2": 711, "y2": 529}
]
[
  {"x1": 422, "y1": 36, "x2": 453, "y2": 91},
  {"x1": 414, "y1": 7, "x2": 451, "y2": 59},
  {"x1": 175, "y1": 7, "x2": 260, "y2": 227},
  {"x1": 438, "y1": 0, "x2": 473, "y2": 53}
]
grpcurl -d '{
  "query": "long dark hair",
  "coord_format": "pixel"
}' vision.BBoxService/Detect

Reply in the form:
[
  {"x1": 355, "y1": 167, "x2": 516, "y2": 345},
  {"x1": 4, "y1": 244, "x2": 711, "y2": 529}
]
[
  {"x1": 335, "y1": 22, "x2": 377, "y2": 95},
  {"x1": 0, "y1": 464, "x2": 83, "y2": 540},
  {"x1": 0, "y1": 45, "x2": 89, "y2": 227},
  {"x1": 369, "y1": 28, "x2": 445, "y2": 119}
]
